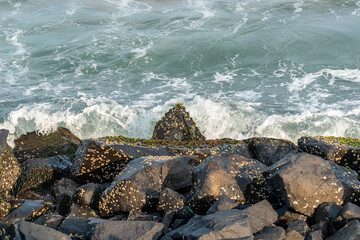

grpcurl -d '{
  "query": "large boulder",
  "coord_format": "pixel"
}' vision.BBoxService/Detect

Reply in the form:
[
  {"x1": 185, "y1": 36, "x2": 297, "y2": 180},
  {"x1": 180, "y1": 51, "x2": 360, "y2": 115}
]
[
  {"x1": 52, "y1": 178, "x2": 80, "y2": 216},
  {"x1": 327, "y1": 219, "x2": 360, "y2": 240},
  {"x1": 16, "y1": 221, "x2": 71, "y2": 240},
  {"x1": 244, "y1": 137, "x2": 298, "y2": 166},
  {"x1": 99, "y1": 155, "x2": 194, "y2": 217},
  {"x1": 73, "y1": 183, "x2": 102, "y2": 208},
  {"x1": 152, "y1": 104, "x2": 205, "y2": 141},
  {"x1": 264, "y1": 153, "x2": 360, "y2": 216},
  {"x1": 190, "y1": 153, "x2": 267, "y2": 214},
  {"x1": 71, "y1": 138, "x2": 174, "y2": 183},
  {"x1": 13, "y1": 127, "x2": 80, "y2": 163},
  {"x1": 298, "y1": 136, "x2": 360, "y2": 174}
]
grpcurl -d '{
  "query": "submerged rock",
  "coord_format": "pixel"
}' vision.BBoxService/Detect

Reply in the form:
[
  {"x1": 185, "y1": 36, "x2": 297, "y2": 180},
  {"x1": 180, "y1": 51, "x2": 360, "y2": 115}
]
[
  {"x1": 152, "y1": 103, "x2": 205, "y2": 141},
  {"x1": 13, "y1": 127, "x2": 80, "y2": 163}
]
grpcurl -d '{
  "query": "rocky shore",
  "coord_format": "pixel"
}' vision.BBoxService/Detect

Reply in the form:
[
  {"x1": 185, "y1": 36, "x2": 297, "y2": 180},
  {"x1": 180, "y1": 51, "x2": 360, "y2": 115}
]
[{"x1": 0, "y1": 103, "x2": 360, "y2": 240}]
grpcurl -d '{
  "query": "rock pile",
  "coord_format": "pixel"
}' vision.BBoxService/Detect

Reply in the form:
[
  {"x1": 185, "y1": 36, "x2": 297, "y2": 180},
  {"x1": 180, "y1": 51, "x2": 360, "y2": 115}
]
[{"x1": 0, "y1": 104, "x2": 360, "y2": 239}]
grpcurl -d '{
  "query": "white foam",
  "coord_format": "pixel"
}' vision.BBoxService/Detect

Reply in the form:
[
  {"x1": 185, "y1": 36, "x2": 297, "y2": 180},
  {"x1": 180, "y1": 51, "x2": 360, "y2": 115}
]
[
  {"x1": 213, "y1": 71, "x2": 237, "y2": 83},
  {"x1": 352, "y1": 1, "x2": 360, "y2": 15},
  {"x1": 131, "y1": 41, "x2": 153, "y2": 59},
  {"x1": 5, "y1": 29, "x2": 26, "y2": 55},
  {"x1": 293, "y1": 0, "x2": 304, "y2": 13}
]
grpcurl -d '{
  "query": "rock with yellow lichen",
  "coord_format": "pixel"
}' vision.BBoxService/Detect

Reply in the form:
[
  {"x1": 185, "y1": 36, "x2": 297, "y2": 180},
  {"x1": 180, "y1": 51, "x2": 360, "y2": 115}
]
[
  {"x1": 152, "y1": 103, "x2": 205, "y2": 141},
  {"x1": 71, "y1": 138, "x2": 174, "y2": 183},
  {"x1": 189, "y1": 153, "x2": 267, "y2": 214},
  {"x1": 13, "y1": 127, "x2": 80, "y2": 163},
  {"x1": 73, "y1": 183, "x2": 102, "y2": 208},
  {"x1": 264, "y1": 153, "x2": 360, "y2": 216},
  {"x1": 99, "y1": 155, "x2": 194, "y2": 217},
  {"x1": 298, "y1": 136, "x2": 360, "y2": 174}
]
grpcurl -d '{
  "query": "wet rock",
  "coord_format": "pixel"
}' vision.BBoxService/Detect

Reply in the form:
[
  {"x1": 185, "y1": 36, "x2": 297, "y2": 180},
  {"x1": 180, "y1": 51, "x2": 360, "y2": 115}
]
[
  {"x1": 91, "y1": 220, "x2": 164, "y2": 240},
  {"x1": 286, "y1": 219, "x2": 310, "y2": 237},
  {"x1": 0, "y1": 129, "x2": 21, "y2": 198},
  {"x1": 264, "y1": 153, "x2": 360, "y2": 216},
  {"x1": 327, "y1": 219, "x2": 360, "y2": 240},
  {"x1": 16, "y1": 221, "x2": 71, "y2": 240},
  {"x1": 206, "y1": 194, "x2": 238, "y2": 214},
  {"x1": 246, "y1": 200, "x2": 278, "y2": 233},
  {"x1": 244, "y1": 137, "x2": 298, "y2": 166},
  {"x1": 190, "y1": 153, "x2": 266, "y2": 214},
  {"x1": 53, "y1": 178, "x2": 80, "y2": 216},
  {"x1": 166, "y1": 209, "x2": 252, "y2": 239},
  {"x1": 157, "y1": 188, "x2": 185, "y2": 212},
  {"x1": 99, "y1": 156, "x2": 194, "y2": 217},
  {"x1": 298, "y1": 136, "x2": 360, "y2": 174},
  {"x1": 73, "y1": 183, "x2": 102, "y2": 208},
  {"x1": 15, "y1": 156, "x2": 72, "y2": 196},
  {"x1": 152, "y1": 103, "x2": 205, "y2": 141},
  {"x1": 254, "y1": 226, "x2": 285, "y2": 240},
  {"x1": 13, "y1": 127, "x2": 80, "y2": 163},
  {"x1": 313, "y1": 202, "x2": 341, "y2": 224},
  {"x1": 33, "y1": 213, "x2": 65, "y2": 229},
  {"x1": 71, "y1": 138, "x2": 174, "y2": 183},
  {"x1": 305, "y1": 230, "x2": 323, "y2": 240}
]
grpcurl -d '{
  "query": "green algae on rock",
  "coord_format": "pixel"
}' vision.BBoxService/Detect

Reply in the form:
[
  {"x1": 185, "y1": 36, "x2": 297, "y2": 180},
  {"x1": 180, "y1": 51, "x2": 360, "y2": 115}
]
[{"x1": 152, "y1": 103, "x2": 205, "y2": 141}]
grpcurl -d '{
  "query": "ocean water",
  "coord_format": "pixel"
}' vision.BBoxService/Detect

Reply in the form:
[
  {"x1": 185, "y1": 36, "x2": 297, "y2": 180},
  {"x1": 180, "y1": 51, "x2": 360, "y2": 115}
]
[{"x1": 1, "y1": 0, "x2": 360, "y2": 145}]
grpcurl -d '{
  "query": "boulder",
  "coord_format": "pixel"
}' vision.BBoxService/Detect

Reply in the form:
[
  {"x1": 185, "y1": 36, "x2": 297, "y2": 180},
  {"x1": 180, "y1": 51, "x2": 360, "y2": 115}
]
[
  {"x1": 166, "y1": 209, "x2": 253, "y2": 240},
  {"x1": 298, "y1": 136, "x2": 360, "y2": 173},
  {"x1": 244, "y1": 137, "x2": 298, "y2": 166},
  {"x1": 254, "y1": 226, "x2": 285, "y2": 240},
  {"x1": 313, "y1": 202, "x2": 342, "y2": 224},
  {"x1": 157, "y1": 188, "x2": 185, "y2": 212},
  {"x1": 311, "y1": 221, "x2": 330, "y2": 239},
  {"x1": 13, "y1": 127, "x2": 80, "y2": 163},
  {"x1": 334, "y1": 202, "x2": 360, "y2": 227},
  {"x1": 127, "y1": 210, "x2": 161, "y2": 222},
  {"x1": 327, "y1": 219, "x2": 360, "y2": 240},
  {"x1": 91, "y1": 220, "x2": 164, "y2": 240},
  {"x1": 305, "y1": 230, "x2": 323, "y2": 240},
  {"x1": 33, "y1": 213, "x2": 64, "y2": 229},
  {"x1": 206, "y1": 194, "x2": 239, "y2": 214},
  {"x1": 277, "y1": 211, "x2": 308, "y2": 229},
  {"x1": 16, "y1": 221, "x2": 71, "y2": 240},
  {"x1": 264, "y1": 153, "x2": 360, "y2": 216},
  {"x1": 99, "y1": 156, "x2": 194, "y2": 217},
  {"x1": 152, "y1": 103, "x2": 205, "y2": 141},
  {"x1": 246, "y1": 200, "x2": 278, "y2": 233},
  {"x1": 286, "y1": 219, "x2": 310, "y2": 237},
  {"x1": 190, "y1": 153, "x2": 266, "y2": 214},
  {"x1": 285, "y1": 230, "x2": 304, "y2": 240},
  {"x1": 71, "y1": 138, "x2": 174, "y2": 183},
  {"x1": 73, "y1": 183, "x2": 102, "y2": 208},
  {"x1": 52, "y1": 178, "x2": 80, "y2": 215}
]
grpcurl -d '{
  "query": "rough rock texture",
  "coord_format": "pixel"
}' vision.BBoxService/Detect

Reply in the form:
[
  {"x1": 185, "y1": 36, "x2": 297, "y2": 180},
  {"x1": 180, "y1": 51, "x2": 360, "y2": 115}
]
[
  {"x1": 334, "y1": 202, "x2": 360, "y2": 224},
  {"x1": 17, "y1": 221, "x2": 71, "y2": 240},
  {"x1": 246, "y1": 200, "x2": 278, "y2": 233},
  {"x1": 71, "y1": 138, "x2": 174, "y2": 183},
  {"x1": 166, "y1": 209, "x2": 252, "y2": 240},
  {"x1": 298, "y1": 136, "x2": 360, "y2": 174},
  {"x1": 73, "y1": 183, "x2": 102, "y2": 208},
  {"x1": 99, "y1": 156, "x2": 194, "y2": 217},
  {"x1": 91, "y1": 220, "x2": 165, "y2": 240},
  {"x1": 254, "y1": 226, "x2": 285, "y2": 240},
  {"x1": 286, "y1": 219, "x2": 310, "y2": 237},
  {"x1": 13, "y1": 127, "x2": 80, "y2": 163},
  {"x1": 190, "y1": 153, "x2": 267, "y2": 214},
  {"x1": 152, "y1": 104, "x2": 205, "y2": 141},
  {"x1": 327, "y1": 219, "x2": 360, "y2": 240},
  {"x1": 244, "y1": 137, "x2": 298, "y2": 166},
  {"x1": 264, "y1": 153, "x2": 360, "y2": 216},
  {"x1": 305, "y1": 230, "x2": 323, "y2": 240},
  {"x1": 52, "y1": 178, "x2": 80, "y2": 216},
  {"x1": 157, "y1": 188, "x2": 185, "y2": 212},
  {"x1": 285, "y1": 230, "x2": 304, "y2": 240},
  {"x1": 314, "y1": 202, "x2": 342, "y2": 224},
  {"x1": 206, "y1": 194, "x2": 239, "y2": 214},
  {"x1": 33, "y1": 213, "x2": 65, "y2": 229}
]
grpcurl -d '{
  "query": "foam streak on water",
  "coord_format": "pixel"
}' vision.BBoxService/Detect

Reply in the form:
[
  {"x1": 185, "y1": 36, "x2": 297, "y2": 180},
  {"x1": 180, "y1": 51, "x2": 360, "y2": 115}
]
[{"x1": 0, "y1": 0, "x2": 360, "y2": 145}]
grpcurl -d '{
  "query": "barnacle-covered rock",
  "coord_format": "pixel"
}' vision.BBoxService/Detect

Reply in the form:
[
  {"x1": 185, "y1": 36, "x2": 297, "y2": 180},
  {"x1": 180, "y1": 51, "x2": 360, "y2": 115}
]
[
  {"x1": 152, "y1": 103, "x2": 205, "y2": 141},
  {"x1": 264, "y1": 153, "x2": 360, "y2": 216},
  {"x1": 189, "y1": 153, "x2": 267, "y2": 214},
  {"x1": 71, "y1": 138, "x2": 174, "y2": 183},
  {"x1": 244, "y1": 137, "x2": 298, "y2": 166},
  {"x1": 99, "y1": 155, "x2": 194, "y2": 217},
  {"x1": 298, "y1": 136, "x2": 360, "y2": 174},
  {"x1": 157, "y1": 188, "x2": 185, "y2": 212},
  {"x1": 73, "y1": 183, "x2": 102, "y2": 208},
  {"x1": 13, "y1": 127, "x2": 80, "y2": 163}
]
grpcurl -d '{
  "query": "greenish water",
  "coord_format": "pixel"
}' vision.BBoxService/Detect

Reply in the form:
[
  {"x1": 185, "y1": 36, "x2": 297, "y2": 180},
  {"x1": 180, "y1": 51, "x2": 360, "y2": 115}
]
[{"x1": 0, "y1": 0, "x2": 359, "y2": 144}]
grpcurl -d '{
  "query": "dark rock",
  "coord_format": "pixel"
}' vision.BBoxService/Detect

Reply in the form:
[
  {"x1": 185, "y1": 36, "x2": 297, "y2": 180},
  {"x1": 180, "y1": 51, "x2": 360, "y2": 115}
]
[
  {"x1": 327, "y1": 219, "x2": 360, "y2": 240},
  {"x1": 67, "y1": 204, "x2": 99, "y2": 220},
  {"x1": 127, "y1": 210, "x2": 161, "y2": 222},
  {"x1": 71, "y1": 138, "x2": 174, "y2": 183},
  {"x1": 206, "y1": 194, "x2": 238, "y2": 214},
  {"x1": 52, "y1": 178, "x2": 80, "y2": 215},
  {"x1": 246, "y1": 200, "x2": 278, "y2": 233},
  {"x1": 305, "y1": 230, "x2": 323, "y2": 240},
  {"x1": 58, "y1": 216, "x2": 87, "y2": 239},
  {"x1": 277, "y1": 211, "x2": 308, "y2": 229},
  {"x1": 91, "y1": 220, "x2": 164, "y2": 240},
  {"x1": 264, "y1": 153, "x2": 360, "y2": 216},
  {"x1": 298, "y1": 136, "x2": 360, "y2": 174},
  {"x1": 314, "y1": 202, "x2": 341, "y2": 224},
  {"x1": 157, "y1": 188, "x2": 185, "y2": 213},
  {"x1": 190, "y1": 153, "x2": 266, "y2": 214},
  {"x1": 13, "y1": 127, "x2": 80, "y2": 163},
  {"x1": 33, "y1": 213, "x2": 64, "y2": 229},
  {"x1": 166, "y1": 209, "x2": 252, "y2": 239},
  {"x1": 16, "y1": 221, "x2": 71, "y2": 240},
  {"x1": 285, "y1": 230, "x2": 304, "y2": 240},
  {"x1": 254, "y1": 226, "x2": 285, "y2": 240},
  {"x1": 152, "y1": 103, "x2": 205, "y2": 141},
  {"x1": 311, "y1": 221, "x2": 330, "y2": 238},
  {"x1": 73, "y1": 183, "x2": 102, "y2": 208},
  {"x1": 0, "y1": 129, "x2": 21, "y2": 212},
  {"x1": 244, "y1": 137, "x2": 298, "y2": 166},
  {"x1": 286, "y1": 219, "x2": 310, "y2": 237},
  {"x1": 162, "y1": 211, "x2": 175, "y2": 233},
  {"x1": 99, "y1": 156, "x2": 194, "y2": 217},
  {"x1": 335, "y1": 202, "x2": 360, "y2": 223}
]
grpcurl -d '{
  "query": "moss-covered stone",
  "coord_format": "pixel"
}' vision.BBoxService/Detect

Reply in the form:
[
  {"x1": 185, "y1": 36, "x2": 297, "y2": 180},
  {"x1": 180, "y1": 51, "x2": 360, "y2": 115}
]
[
  {"x1": 152, "y1": 104, "x2": 205, "y2": 141},
  {"x1": 13, "y1": 127, "x2": 80, "y2": 163}
]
